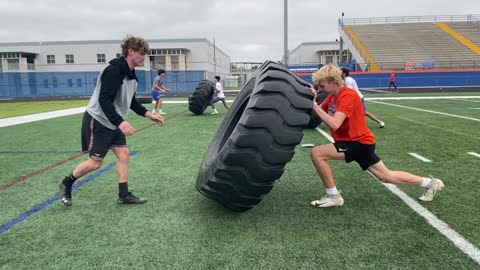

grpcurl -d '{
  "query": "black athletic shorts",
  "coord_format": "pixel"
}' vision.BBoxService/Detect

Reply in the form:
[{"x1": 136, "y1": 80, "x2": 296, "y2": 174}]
[
  {"x1": 81, "y1": 112, "x2": 126, "y2": 160},
  {"x1": 334, "y1": 141, "x2": 381, "y2": 170}
]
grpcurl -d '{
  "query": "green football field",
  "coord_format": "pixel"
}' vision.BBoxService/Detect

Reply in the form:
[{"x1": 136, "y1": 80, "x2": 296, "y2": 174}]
[{"x1": 0, "y1": 94, "x2": 479, "y2": 269}]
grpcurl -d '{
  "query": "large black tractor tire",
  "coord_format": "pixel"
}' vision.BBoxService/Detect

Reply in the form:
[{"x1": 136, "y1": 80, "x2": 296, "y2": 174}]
[
  {"x1": 188, "y1": 80, "x2": 215, "y2": 115},
  {"x1": 306, "y1": 91, "x2": 328, "y2": 128},
  {"x1": 196, "y1": 61, "x2": 314, "y2": 212}
]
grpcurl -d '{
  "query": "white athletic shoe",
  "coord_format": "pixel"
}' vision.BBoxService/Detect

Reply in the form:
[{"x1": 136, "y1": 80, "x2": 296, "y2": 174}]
[
  {"x1": 419, "y1": 177, "x2": 444, "y2": 202},
  {"x1": 379, "y1": 121, "x2": 385, "y2": 128},
  {"x1": 310, "y1": 194, "x2": 344, "y2": 208},
  {"x1": 211, "y1": 109, "x2": 219, "y2": 115},
  {"x1": 159, "y1": 111, "x2": 167, "y2": 115}
]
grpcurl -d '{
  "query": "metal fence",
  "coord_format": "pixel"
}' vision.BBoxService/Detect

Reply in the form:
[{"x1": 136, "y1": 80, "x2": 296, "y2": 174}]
[
  {"x1": 288, "y1": 60, "x2": 480, "y2": 72},
  {"x1": 0, "y1": 70, "x2": 208, "y2": 98}
]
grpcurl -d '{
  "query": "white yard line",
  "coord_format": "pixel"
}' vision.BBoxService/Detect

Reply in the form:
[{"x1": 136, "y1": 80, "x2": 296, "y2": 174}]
[
  {"x1": 368, "y1": 100, "x2": 480, "y2": 122},
  {"x1": 0, "y1": 100, "x2": 235, "y2": 128},
  {"x1": 408, "y1": 153, "x2": 432, "y2": 163},
  {"x1": 315, "y1": 127, "x2": 480, "y2": 265},
  {"x1": 366, "y1": 96, "x2": 480, "y2": 101},
  {"x1": 395, "y1": 116, "x2": 480, "y2": 140},
  {"x1": 468, "y1": 152, "x2": 480, "y2": 158},
  {"x1": 0, "y1": 107, "x2": 86, "y2": 128}
]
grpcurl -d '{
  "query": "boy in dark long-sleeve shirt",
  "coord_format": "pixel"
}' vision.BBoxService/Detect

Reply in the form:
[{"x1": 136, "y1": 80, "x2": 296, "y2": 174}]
[{"x1": 59, "y1": 35, "x2": 164, "y2": 206}]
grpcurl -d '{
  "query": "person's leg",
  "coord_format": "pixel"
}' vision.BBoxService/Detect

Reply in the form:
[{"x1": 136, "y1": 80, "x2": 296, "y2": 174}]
[
  {"x1": 310, "y1": 144, "x2": 346, "y2": 207},
  {"x1": 368, "y1": 161, "x2": 424, "y2": 185},
  {"x1": 111, "y1": 146, "x2": 129, "y2": 185},
  {"x1": 151, "y1": 91, "x2": 158, "y2": 113},
  {"x1": 211, "y1": 97, "x2": 219, "y2": 114},
  {"x1": 59, "y1": 112, "x2": 108, "y2": 206},
  {"x1": 156, "y1": 96, "x2": 166, "y2": 114},
  {"x1": 221, "y1": 98, "x2": 229, "y2": 109},
  {"x1": 368, "y1": 161, "x2": 444, "y2": 201},
  {"x1": 72, "y1": 158, "x2": 103, "y2": 178},
  {"x1": 393, "y1": 82, "x2": 398, "y2": 90},
  {"x1": 365, "y1": 111, "x2": 385, "y2": 128},
  {"x1": 111, "y1": 146, "x2": 146, "y2": 204}
]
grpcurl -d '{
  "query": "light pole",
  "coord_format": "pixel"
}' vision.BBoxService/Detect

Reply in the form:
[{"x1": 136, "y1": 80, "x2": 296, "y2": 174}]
[
  {"x1": 283, "y1": 0, "x2": 289, "y2": 66},
  {"x1": 339, "y1": 12, "x2": 344, "y2": 65}
]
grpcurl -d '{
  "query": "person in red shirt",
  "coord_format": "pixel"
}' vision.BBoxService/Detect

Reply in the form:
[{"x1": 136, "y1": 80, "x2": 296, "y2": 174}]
[
  {"x1": 308, "y1": 65, "x2": 444, "y2": 208},
  {"x1": 389, "y1": 72, "x2": 397, "y2": 90}
]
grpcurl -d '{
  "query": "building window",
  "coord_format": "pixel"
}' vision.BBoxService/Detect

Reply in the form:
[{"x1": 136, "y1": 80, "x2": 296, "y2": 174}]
[
  {"x1": 65, "y1": 54, "x2": 74, "y2": 64},
  {"x1": 7, "y1": 59, "x2": 20, "y2": 70},
  {"x1": 47, "y1": 55, "x2": 55, "y2": 64},
  {"x1": 150, "y1": 55, "x2": 166, "y2": 70},
  {"x1": 171, "y1": 55, "x2": 179, "y2": 71},
  {"x1": 97, "y1": 53, "x2": 106, "y2": 63}
]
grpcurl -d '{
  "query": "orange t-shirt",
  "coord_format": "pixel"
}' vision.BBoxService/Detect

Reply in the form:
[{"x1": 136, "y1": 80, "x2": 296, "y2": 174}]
[{"x1": 320, "y1": 87, "x2": 375, "y2": 144}]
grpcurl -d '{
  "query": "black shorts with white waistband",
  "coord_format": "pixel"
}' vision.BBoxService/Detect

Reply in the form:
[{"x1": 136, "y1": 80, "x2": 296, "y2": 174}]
[
  {"x1": 81, "y1": 112, "x2": 127, "y2": 160},
  {"x1": 334, "y1": 141, "x2": 381, "y2": 170}
]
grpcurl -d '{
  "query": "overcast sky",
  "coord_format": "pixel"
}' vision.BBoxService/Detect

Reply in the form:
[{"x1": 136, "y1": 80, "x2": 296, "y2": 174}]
[{"x1": 1, "y1": 0, "x2": 479, "y2": 62}]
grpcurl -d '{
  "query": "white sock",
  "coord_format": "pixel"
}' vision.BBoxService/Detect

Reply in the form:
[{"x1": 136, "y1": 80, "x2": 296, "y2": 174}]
[
  {"x1": 421, "y1": 177, "x2": 432, "y2": 188},
  {"x1": 325, "y1": 187, "x2": 338, "y2": 196}
]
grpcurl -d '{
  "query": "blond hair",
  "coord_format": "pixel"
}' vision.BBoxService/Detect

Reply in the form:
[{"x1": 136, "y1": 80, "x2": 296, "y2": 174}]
[
  {"x1": 121, "y1": 35, "x2": 150, "y2": 57},
  {"x1": 312, "y1": 65, "x2": 344, "y2": 86}
]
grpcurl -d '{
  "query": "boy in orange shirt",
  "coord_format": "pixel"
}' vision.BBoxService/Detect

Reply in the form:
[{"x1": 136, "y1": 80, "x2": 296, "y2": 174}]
[{"x1": 308, "y1": 65, "x2": 443, "y2": 208}]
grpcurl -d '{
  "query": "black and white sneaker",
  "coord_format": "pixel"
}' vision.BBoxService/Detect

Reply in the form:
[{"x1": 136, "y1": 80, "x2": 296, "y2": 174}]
[
  {"x1": 59, "y1": 182, "x2": 72, "y2": 207},
  {"x1": 117, "y1": 192, "x2": 147, "y2": 205}
]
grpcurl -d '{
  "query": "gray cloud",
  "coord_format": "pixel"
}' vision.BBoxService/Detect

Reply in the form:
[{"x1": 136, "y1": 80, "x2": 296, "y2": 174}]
[{"x1": 1, "y1": 0, "x2": 479, "y2": 62}]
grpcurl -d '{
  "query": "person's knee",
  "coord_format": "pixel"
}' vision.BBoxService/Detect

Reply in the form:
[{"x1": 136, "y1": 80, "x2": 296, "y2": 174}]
[
  {"x1": 375, "y1": 170, "x2": 392, "y2": 183},
  {"x1": 311, "y1": 147, "x2": 328, "y2": 161},
  {"x1": 116, "y1": 149, "x2": 130, "y2": 163},
  {"x1": 88, "y1": 159, "x2": 103, "y2": 170}
]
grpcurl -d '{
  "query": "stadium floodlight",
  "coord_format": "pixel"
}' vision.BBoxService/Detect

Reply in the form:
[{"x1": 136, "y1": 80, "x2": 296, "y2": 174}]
[{"x1": 283, "y1": 0, "x2": 288, "y2": 66}]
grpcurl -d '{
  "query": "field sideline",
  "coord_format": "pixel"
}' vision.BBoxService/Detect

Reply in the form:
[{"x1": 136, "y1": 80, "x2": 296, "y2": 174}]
[{"x1": 0, "y1": 93, "x2": 479, "y2": 269}]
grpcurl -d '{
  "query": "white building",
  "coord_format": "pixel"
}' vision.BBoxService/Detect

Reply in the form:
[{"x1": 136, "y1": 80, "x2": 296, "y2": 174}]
[
  {"x1": 0, "y1": 38, "x2": 230, "y2": 77},
  {"x1": 289, "y1": 41, "x2": 350, "y2": 66}
]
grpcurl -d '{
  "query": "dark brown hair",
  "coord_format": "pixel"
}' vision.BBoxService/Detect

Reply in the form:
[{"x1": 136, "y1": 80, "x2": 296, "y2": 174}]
[{"x1": 121, "y1": 35, "x2": 150, "y2": 57}]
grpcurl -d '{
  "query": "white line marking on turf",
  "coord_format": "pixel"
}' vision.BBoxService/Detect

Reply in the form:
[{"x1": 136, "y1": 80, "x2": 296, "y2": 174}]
[
  {"x1": 468, "y1": 108, "x2": 480, "y2": 110},
  {"x1": 0, "y1": 107, "x2": 86, "y2": 128},
  {"x1": 315, "y1": 128, "x2": 480, "y2": 265},
  {"x1": 396, "y1": 116, "x2": 480, "y2": 140},
  {"x1": 468, "y1": 152, "x2": 480, "y2": 158},
  {"x1": 408, "y1": 153, "x2": 432, "y2": 163},
  {"x1": 315, "y1": 127, "x2": 334, "y2": 142},
  {"x1": 366, "y1": 96, "x2": 480, "y2": 101},
  {"x1": 368, "y1": 100, "x2": 480, "y2": 122},
  {"x1": 0, "y1": 100, "x2": 236, "y2": 128}
]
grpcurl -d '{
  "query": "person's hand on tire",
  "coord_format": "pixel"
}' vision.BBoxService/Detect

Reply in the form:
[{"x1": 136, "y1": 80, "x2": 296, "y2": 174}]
[
  {"x1": 118, "y1": 121, "x2": 136, "y2": 136},
  {"x1": 307, "y1": 84, "x2": 317, "y2": 101}
]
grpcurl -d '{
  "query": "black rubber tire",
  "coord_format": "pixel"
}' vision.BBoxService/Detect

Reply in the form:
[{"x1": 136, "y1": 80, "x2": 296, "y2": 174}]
[
  {"x1": 188, "y1": 80, "x2": 215, "y2": 115},
  {"x1": 306, "y1": 91, "x2": 328, "y2": 128},
  {"x1": 196, "y1": 61, "x2": 314, "y2": 212}
]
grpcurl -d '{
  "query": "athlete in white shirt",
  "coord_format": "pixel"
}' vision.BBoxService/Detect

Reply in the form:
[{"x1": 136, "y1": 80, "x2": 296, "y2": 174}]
[
  {"x1": 341, "y1": 67, "x2": 385, "y2": 128},
  {"x1": 210, "y1": 76, "x2": 229, "y2": 115}
]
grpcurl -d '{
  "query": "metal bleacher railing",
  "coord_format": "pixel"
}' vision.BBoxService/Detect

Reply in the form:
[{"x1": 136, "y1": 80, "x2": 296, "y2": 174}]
[{"x1": 339, "y1": 14, "x2": 480, "y2": 26}]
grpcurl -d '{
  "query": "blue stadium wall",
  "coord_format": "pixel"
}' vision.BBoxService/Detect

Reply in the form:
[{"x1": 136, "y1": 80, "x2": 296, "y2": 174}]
[
  {"x1": 299, "y1": 70, "x2": 480, "y2": 88},
  {"x1": 0, "y1": 70, "x2": 206, "y2": 98}
]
